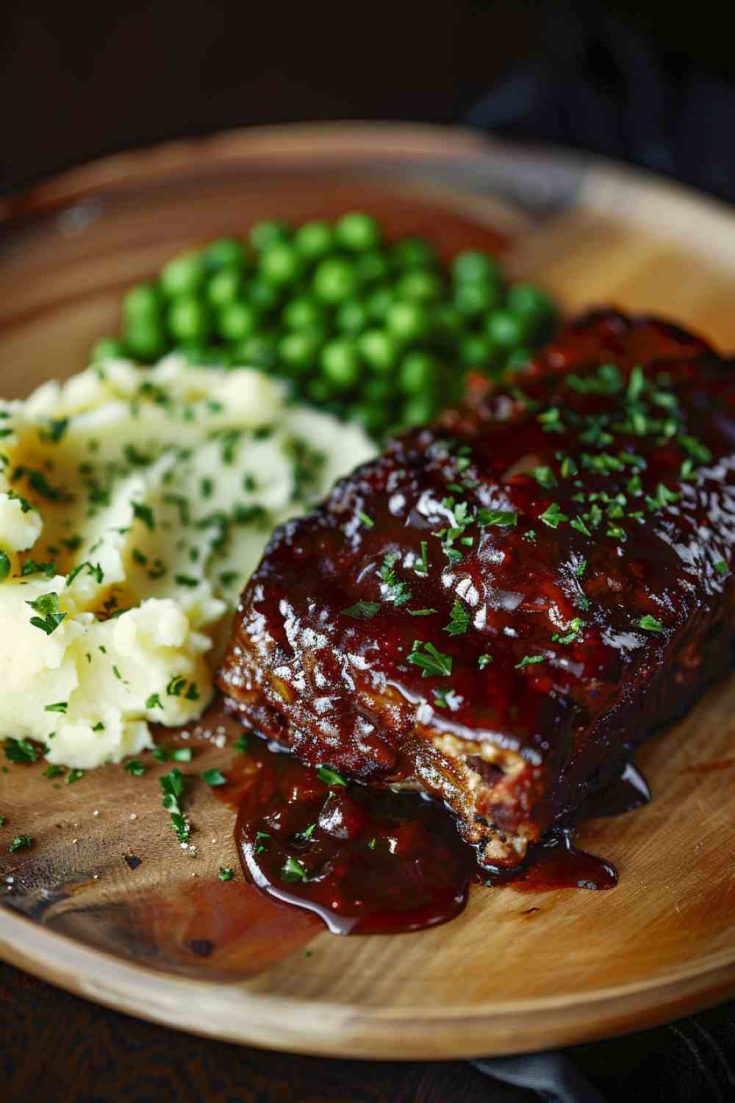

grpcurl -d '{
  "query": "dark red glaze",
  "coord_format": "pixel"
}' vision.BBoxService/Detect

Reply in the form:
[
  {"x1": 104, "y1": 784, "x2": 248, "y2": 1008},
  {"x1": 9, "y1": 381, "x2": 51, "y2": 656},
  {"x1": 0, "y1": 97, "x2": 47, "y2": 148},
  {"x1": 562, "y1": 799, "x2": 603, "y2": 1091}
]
[
  {"x1": 227, "y1": 733, "x2": 620, "y2": 935},
  {"x1": 219, "y1": 309, "x2": 735, "y2": 868},
  {"x1": 231, "y1": 736, "x2": 475, "y2": 934}
]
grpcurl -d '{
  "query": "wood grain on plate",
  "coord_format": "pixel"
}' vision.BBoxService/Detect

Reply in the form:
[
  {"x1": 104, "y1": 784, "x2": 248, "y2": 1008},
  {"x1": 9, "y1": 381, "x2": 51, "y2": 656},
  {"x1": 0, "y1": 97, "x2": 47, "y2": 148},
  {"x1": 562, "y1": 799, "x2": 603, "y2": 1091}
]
[{"x1": 1, "y1": 122, "x2": 735, "y2": 1060}]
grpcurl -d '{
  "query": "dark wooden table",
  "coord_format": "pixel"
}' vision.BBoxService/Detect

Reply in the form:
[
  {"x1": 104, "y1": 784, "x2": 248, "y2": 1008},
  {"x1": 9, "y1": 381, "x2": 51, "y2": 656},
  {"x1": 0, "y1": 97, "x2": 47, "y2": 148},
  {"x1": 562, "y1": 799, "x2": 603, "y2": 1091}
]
[{"x1": 1, "y1": 961, "x2": 526, "y2": 1103}]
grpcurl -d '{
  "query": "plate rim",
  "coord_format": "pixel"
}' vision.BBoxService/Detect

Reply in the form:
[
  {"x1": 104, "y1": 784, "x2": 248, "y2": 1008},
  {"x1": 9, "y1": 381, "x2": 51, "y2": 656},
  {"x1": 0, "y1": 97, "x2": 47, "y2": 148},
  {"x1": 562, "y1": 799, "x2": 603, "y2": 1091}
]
[
  {"x1": 3, "y1": 899, "x2": 735, "y2": 1059},
  {"x1": 3, "y1": 120, "x2": 735, "y2": 1059}
]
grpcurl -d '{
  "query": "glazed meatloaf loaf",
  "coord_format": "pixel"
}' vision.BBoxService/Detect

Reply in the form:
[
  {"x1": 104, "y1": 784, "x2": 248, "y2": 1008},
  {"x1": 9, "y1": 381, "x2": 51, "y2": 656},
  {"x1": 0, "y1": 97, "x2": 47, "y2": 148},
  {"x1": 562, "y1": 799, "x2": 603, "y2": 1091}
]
[{"x1": 218, "y1": 310, "x2": 735, "y2": 867}]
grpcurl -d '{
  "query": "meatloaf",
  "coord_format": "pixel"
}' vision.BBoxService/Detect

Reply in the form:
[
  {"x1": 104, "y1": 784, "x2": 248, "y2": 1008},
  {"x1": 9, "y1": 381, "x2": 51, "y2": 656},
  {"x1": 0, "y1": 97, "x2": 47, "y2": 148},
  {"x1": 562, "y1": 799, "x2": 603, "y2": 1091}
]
[{"x1": 218, "y1": 310, "x2": 735, "y2": 867}]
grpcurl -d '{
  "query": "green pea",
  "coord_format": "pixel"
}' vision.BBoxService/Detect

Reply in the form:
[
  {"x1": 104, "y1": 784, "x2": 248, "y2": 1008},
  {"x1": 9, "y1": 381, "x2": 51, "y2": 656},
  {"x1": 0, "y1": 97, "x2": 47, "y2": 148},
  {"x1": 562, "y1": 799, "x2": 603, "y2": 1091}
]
[
  {"x1": 451, "y1": 250, "x2": 501, "y2": 284},
  {"x1": 0, "y1": 549, "x2": 11, "y2": 582},
  {"x1": 217, "y1": 301, "x2": 259, "y2": 342},
  {"x1": 485, "y1": 309, "x2": 525, "y2": 348},
  {"x1": 250, "y1": 220, "x2": 290, "y2": 251},
  {"x1": 167, "y1": 297, "x2": 210, "y2": 345},
  {"x1": 206, "y1": 268, "x2": 242, "y2": 310},
  {"x1": 282, "y1": 296, "x2": 326, "y2": 331},
  {"x1": 246, "y1": 278, "x2": 281, "y2": 313},
  {"x1": 235, "y1": 333, "x2": 278, "y2": 370},
  {"x1": 123, "y1": 318, "x2": 166, "y2": 362},
  {"x1": 396, "y1": 269, "x2": 444, "y2": 304},
  {"x1": 160, "y1": 251, "x2": 204, "y2": 298},
  {"x1": 356, "y1": 251, "x2": 390, "y2": 283},
  {"x1": 357, "y1": 328, "x2": 398, "y2": 372},
  {"x1": 123, "y1": 282, "x2": 161, "y2": 323},
  {"x1": 91, "y1": 336, "x2": 125, "y2": 362},
  {"x1": 459, "y1": 333, "x2": 495, "y2": 368},
  {"x1": 321, "y1": 338, "x2": 361, "y2": 390},
  {"x1": 278, "y1": 331, "x2": 321, "y2": 372},
  {"x1": 402, "y1": 392, "x2": 437, "y2": 426},
  {"x1": 335, "y1": 212, "x2": 382, "y2": 251},
  {"x1": 365, "y1": 286, "x2": 395, "y2": 321},
  {"x1": 398, "y1": 351, "x2": 440, "y2": 395},
  {"x1": 385, "y1": 300, "x2": 431, "y2": 342},
  {"x1": 390, "y1": 237, "x2": 438, "y2": 270},
  {"x1": 506, "y1": 283, "x2": 554, "y2": 320},
  {"x1": 336, "y1": 300, "x2": 368, "y2": 334},
  {"x1": 203, "y1": 238, "x2": 248, "y2": 271},
  {"x1": 455, "y1": 281, "x2": 501, "y2": 317},
  {"x1": 259, "y1": 242, "x2": 303, "y2": 286},
  {"x1": 294, "y1": 220, "x2": 334, "y2": 260},
  {"x1": 313, "y1": 258, "x2": 359, "y2": 304}
]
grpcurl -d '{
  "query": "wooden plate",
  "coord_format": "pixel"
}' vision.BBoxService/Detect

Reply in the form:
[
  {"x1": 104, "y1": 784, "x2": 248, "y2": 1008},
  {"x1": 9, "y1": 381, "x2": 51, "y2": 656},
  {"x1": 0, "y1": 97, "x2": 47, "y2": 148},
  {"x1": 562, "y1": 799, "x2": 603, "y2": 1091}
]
[{"x1": 2, "y1": 123, "x2": 735, "y2": 1060}]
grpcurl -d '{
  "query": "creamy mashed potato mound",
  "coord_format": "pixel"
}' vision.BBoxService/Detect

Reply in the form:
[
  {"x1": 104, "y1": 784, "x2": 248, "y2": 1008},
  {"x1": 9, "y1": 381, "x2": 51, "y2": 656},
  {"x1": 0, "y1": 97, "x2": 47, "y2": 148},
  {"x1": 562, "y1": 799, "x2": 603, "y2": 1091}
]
[{"x1": 0, "y1": 355, "x2": 373, "y2": 768}]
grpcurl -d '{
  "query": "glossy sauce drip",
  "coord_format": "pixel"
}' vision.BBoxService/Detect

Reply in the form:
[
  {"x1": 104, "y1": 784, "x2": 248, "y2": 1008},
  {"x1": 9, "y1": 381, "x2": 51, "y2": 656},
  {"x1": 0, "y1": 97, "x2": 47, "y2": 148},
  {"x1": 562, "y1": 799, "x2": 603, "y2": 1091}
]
[{"x1": 228, "y1": 734, "x2": 633, "y2": 935}]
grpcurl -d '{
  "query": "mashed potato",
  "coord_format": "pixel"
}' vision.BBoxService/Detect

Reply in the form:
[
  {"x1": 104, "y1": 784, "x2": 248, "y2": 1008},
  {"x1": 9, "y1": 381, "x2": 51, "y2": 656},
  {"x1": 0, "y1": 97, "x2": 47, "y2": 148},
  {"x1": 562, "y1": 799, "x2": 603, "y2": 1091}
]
[{"x1": 0, "y1": 356, "x2": 373, "y2": 768}]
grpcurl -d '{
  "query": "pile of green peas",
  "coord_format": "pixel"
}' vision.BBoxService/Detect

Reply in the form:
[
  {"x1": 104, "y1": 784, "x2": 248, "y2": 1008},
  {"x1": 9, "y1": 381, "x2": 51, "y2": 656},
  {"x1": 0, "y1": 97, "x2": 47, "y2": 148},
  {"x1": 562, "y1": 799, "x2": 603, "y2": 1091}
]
[{"x1": 93, "y1": 212, "x2": 556, "y2": 439}]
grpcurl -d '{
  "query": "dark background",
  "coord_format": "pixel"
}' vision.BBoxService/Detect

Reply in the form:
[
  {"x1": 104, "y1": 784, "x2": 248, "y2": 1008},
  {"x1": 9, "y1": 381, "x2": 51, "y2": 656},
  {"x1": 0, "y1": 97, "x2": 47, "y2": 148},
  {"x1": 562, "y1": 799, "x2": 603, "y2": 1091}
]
[{"x1": 2, "y1": 0, "x2": 735, "y2": 200}]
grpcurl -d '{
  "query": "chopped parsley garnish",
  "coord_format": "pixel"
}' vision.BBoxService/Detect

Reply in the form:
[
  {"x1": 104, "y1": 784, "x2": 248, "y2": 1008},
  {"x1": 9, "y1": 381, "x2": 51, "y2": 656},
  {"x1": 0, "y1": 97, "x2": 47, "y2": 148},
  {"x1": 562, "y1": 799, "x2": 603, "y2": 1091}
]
[
  {"x1": 132, "y1": 501, "x2": 155, "y2": 530},
  {"x1": 516, "y1": 654, "x2": 545, "y2": 670},
  {"x1": 159, "y1": 767, "x2": 190, "y2": 843},
  {"x1": 714, "y1": 559, "x2": 728, "y2": 576},
  {"x1": 343, "y1": 600, "x2": 380, "y2": 619},
  {"x1": 638, "y1": 614, "x2": 664, "y2": 633},
  {"x1": 233, "y1": 734, "x2": 249, "y2": 754},
  {"x1": 4, "y1": 737, "x2": 39, "y2": 764},
  {"x1": 552, "y1": 617, "x2": 585, "y2": 645},
  {"x1": 281, "y1": 856, "x2": 308, "y2": 883},
  {"x1": 174, "y1": 574, "x2": 199, "y2": 588},
  {"x1": 378, "y1": 552, "x2": 412, "y2": 606},
  {"x1": 575, "y1": 557, "x2": 588, "y2": 578},
  {"x1": 444, "y1": 598, "x2": 470, "y2": 637},
  {"x1": 13, "y1": 466, "x2": 63, "y2": 501},
  {"x1": 316, "y1": 765, "x2": 347, "y2": 787},
  {"x1": 414, "y1": 540, "x2": 429, "y2": 576},
  {"x1": 43, "y1": 417, "x2": 69, "y2": 443},
  {"x1": 202, "y1": 768, "x2": 227, "y2": 787},
  {"x1": 42, "y1": 764, "x2": 65, "y2": 779},
  {"x1": 432, "y1": 687, "x2": 462, "y2": 710},
  {"x1": 166, "y1": 675, "x2": 186, "y2": 697},
  {"x1": 146, "y1": 693, "x2": 163, "y2": 710},
  {"x1": 295, "y1": 822, "x2": 317, "y2": 843},
  {"x1": 357, "y1": 510, "x2": 374, "y2": 528},
  {"x1": 219, "y1": 866, "x2": 235, "y2": 881},
  {"x1": 407, "y1": 640, "x2": 453, "y2": 678},
  {"x1": 478, "y1": 654, "x2": 493, "y2": 669},
  {"x1": 20, "y1": 559, "x2": 57, "y2": 579},
  {"x1": 67, "y1": 769, "x2": 84, "y2": 784},
  {"x1": 477, "y1": 508, "x2": 517, "y2": 528},
  {"x1": 66, "y1": 561, "x2": 104, "y2": 587},
  {"x1": 9, "y1": 834, "x2": 33, "y2": 853},
  {"x1": 124, "y1": 759, "x2": 146, "y2": 777},
  {"x1": 26, "y1": 592, "x2": 66, "y2": 635},
  {"x1": 44, "y1": 701, "x2": 68, "y2": 714},
  {"x1": 539, "y1": 502, "x2": 568, "y2": 529},
  {"x1": 532, "y1": 466, "x2": 557, "y2": 489},
  {"x1": 570, "y1": 517, "x2": 592, "y2": 537}
]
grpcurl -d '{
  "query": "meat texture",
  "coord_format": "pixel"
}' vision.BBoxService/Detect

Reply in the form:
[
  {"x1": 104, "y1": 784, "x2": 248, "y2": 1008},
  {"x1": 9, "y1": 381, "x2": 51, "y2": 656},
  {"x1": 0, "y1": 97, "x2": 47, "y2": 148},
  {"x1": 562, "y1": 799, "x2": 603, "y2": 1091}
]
[{"x1": 218, "y1": 310, "x2": 735, "y2": 867}]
